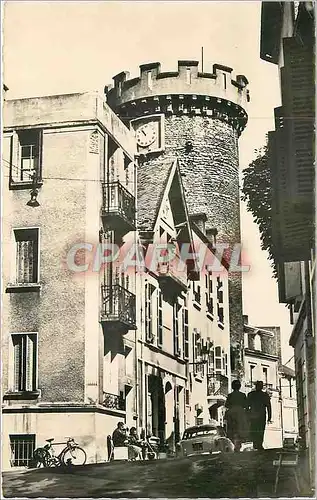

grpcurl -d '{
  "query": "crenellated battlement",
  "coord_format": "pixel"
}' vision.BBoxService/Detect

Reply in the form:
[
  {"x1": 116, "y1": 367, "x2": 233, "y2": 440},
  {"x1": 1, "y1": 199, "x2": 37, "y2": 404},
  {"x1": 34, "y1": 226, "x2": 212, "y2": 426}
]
[
  {"x1": 107, "y1": 60, "x2": 249, "y2": 109},
  {"x1": 106, "y1": 60, "x2": 250, "y2": 134}
]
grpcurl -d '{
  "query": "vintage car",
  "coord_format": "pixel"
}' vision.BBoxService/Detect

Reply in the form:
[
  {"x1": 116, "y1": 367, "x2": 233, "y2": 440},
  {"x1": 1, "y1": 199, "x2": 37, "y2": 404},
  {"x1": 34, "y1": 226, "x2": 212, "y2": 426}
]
[{"x1": 177, "y1": 423, "x2": 234, "y2": 457}]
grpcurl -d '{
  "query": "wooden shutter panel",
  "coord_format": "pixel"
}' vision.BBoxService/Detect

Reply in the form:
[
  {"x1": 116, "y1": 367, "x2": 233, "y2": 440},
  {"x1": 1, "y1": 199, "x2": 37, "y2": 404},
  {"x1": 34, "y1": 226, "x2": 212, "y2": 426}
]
[
  {"x1": 13, "y1": 335, "x2": 22, "y2": 391},
  {"x1": 25, "y1": 335, "x2": 35, "y2": 391},
  {"x1": 269, "y1": 105, "x2": 312, "y2": 263},
  {"x1": 145, "y1": 283, "x2": 153, "y2": 342},
  {"x1": 157, "y1": 289, "x2": 163, "y2": 347},
  {"x1": 282, "y1": 37, "x2": 315, "y2": 207},
  {"x1": 37, "y1": 130, "x2": 43, "y2": 180},
  {"x1": 16, "y1": 240, "x2": 34, "y2": 283}
]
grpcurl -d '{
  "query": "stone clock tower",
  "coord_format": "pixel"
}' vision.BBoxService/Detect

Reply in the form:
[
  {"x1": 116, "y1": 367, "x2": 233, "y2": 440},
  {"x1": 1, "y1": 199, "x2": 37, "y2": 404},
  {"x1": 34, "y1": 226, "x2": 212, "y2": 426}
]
[{"x1": 106, "y1": 60, "x2": 250, "y2": 378}]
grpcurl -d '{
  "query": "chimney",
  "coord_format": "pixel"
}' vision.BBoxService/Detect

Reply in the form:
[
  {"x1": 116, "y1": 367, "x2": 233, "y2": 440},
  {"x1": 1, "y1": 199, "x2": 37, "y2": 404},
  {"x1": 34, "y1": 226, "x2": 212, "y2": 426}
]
[{"x1": 189, "y1": 213, "x2": 207, "y2": 235}]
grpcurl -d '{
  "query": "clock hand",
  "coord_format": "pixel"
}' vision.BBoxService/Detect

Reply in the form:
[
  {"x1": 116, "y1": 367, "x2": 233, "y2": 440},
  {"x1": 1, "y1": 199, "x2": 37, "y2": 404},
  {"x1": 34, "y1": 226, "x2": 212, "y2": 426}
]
[{"x1": 142, "y1": 129, "x2": 146, "y2": 136}]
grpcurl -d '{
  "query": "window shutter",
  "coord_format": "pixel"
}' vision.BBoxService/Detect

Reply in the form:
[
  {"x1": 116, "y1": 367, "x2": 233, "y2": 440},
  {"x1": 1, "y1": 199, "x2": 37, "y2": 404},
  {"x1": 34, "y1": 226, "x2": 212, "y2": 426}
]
[
  {"x1": 13, "y1": 336, "x2": 22, "y2": 391},
  {"x1": 282, "y1": 37, "x2": 315, "y2": 207},
  {"x1": 173, "y1": 302, "x2": 180, "y2": 356},
  {"x1": 182, "y1": 307, "x2": 189, "y2": 359},
  {"x1": 157, "y1": 289, "x2": 163, "y2": 347},
  {"x1": 37, "y1": 130, "x2": 43, "y2": 180},
  {"x1": 25, "y1": 335, "x2": 35, "y2": 391},
  {"x1": 145, "y1": 283, "x2": 153, "y2": 342},
  {"x1": 269, "y1": 106, "x2": 312, "y2": 263},
  {"x1": 16, "y1": 240, "x2": 34, "y2": 283}
]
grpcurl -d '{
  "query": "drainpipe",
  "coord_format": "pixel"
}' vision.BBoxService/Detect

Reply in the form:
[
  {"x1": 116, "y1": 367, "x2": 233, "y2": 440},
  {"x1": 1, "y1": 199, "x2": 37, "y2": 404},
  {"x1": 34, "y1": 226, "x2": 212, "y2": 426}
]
[
  {"x1": 133, "y1": 159, "x2": 139, "y2": 430},
  {"x1": 304, "y1": 260, "x2": 314, "y2": 486},
  {"x1": 279, "y1": 376, "x2": 284, "y2": 446}
]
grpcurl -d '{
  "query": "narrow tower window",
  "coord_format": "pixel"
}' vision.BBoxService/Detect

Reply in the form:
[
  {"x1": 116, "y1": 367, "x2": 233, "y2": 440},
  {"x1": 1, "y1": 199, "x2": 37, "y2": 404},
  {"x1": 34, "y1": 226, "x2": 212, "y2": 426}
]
[{"x1": 186, "y1": 68, "x2": 191, "y2": 84}]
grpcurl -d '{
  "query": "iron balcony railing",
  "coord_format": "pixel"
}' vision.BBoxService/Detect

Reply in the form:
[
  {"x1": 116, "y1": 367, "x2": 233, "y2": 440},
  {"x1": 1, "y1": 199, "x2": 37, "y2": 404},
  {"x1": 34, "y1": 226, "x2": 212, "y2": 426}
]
[
  {"x1": 102, "y1": 392, "x2": 126, "y2": 411},
  {"x1": 102, "y1": 181, "x2": 136, "y2": 231},
  {"x1": 207, "y1": 373, "x2": 229, "y2": 397},
  {"x1": 101, "y1": 284, "x2": 136, "y2": 329}
]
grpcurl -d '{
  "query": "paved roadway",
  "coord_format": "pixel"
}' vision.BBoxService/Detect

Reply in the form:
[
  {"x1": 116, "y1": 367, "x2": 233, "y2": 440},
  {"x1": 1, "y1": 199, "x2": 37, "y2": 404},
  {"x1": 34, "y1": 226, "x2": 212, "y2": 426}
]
[{"x1": 2, "y1": 449, "x2": 312, "y2": 498}]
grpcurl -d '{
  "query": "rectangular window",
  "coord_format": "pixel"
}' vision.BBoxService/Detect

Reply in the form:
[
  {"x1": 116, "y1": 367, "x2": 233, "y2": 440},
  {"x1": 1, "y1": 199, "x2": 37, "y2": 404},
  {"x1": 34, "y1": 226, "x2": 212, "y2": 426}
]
[
  {"x1": 11, "y1": 130, "x2": 42, "y2": 185},
  {"x1": 250, "y1": 365, "x2": 255, "y2": 385},
  {"x1": 182, "y1": 306, "x2": 189, "y2": 359},
  {"x1": 14, "y1": 228, "x2": 39, "y2": 284},
  {"x1": 217, "y1": 305, "x2": 224, "y2": 324},
  {"x1": 289, "y1": 379, "x2": 293, "y2": 398},
  {"x1": 157, "y1": 289, "x2": 163, "y2": 348},
  {"x1": 145, "y1": 283, "x2": 155, "y2": 343},
  {"x1": 173, "y1": 302, "x2": 180, "y2": 356},
  {"x1": 10, "y1": 434, "x2": 36, "y2": 467},
  {"x1": 185, "y1": 389, "x2": 190, "y2": 406},
  {"x1": 263, "y1": 367, "x2": 268, "y2": 386},
  {"x1": 11, "y1": 333, "x2": 37, "y2": 392},
  {"x1": 215, "y1": 346, "x2": 222, "y2": 373},
  {"x1": 193, "y1": 283, "x2": 201, "y2": 304}
]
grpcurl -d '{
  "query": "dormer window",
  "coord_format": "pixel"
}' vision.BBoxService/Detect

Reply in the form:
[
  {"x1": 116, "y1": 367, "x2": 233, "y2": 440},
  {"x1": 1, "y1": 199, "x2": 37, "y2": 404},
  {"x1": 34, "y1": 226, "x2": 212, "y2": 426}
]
[{"x1": 254, "y1": 334, "x2": 262, "y2": 351}]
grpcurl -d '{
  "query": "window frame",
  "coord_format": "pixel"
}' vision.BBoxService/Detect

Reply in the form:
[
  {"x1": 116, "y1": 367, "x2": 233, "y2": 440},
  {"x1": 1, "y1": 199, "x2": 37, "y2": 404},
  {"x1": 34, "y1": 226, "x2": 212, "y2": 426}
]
[
  {"x1": 7, "y1": 227, "x2": 41, "y2": 292},
  {"x1": 7, "y1": 332, "x2": 39, "y2": 396},
  {"x1": 157, "y1": 288, "x2": 163, "y2": 348},
  {"x1": 9, "y1": 129, "x2": 43, "y2": 190},
  {"x1": 173, "y1": 301, "x2": 181, "y2": 357},
  {"x1": 182, "y1": 305, "x2": 189, "y2": 360},
  {"x1": 145, "y1": 282, "x2": 155, "y2": 343},
  {"x1": 9, "y1": 434, "x2": 36, "y2": 467}
]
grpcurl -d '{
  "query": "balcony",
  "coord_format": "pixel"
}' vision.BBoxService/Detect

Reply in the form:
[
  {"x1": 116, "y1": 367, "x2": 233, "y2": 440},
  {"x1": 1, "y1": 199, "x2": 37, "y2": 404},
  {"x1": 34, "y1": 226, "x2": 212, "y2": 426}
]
[
  {"x1": 101, "y1": 284, "x2": 136, "y2": 332},
  {"x1": 207, "y1": 374, "x2": 229, "y2": 398},
  {"x1": 101, "y1": 181, "x2": 136, "y2": 236},
  {"x1": 102, "y1": 392, "x2": 125, "y2": 411},
  {"x1": 157, "y1": 254, "x2": 188, "y2": 295}
]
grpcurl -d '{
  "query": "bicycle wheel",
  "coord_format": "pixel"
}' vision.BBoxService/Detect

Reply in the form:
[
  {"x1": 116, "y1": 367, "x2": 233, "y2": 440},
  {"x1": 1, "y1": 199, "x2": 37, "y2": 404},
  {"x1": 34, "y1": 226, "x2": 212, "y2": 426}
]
[
  {"x1": 33, "y1": 447, "x2": 51, "y2": 467},
  {"x1": 61, "y1": 446, "x2": 87, "y2": 466}
]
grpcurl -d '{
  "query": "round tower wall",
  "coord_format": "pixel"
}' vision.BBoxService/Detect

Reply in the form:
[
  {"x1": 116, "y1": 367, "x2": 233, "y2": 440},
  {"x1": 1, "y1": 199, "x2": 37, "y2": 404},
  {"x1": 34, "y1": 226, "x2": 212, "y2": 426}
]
[
  {"x1": 164, "y1": 114, "x2": 240, "y2": 244},
  {"x1": 107, "y1": 60, "x2": 249, "y2": 377}
]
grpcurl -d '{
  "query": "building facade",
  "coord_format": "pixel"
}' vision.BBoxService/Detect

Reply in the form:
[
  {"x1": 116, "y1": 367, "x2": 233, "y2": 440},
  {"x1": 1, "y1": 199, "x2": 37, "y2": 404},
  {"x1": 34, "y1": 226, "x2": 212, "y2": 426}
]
[
  {"x1": 2, "y1": 92, "x2": 138, "y2": 468},
  {"x1": 2, "y1": 88, "x2": 233, "y2": 468},
  {"x1": 279, "y1": 364, "x2": 298, "y2": 444},
  {"x1": 243, "y1": 318, "x2": 282, "y2": 448},
  {"x1": 106, "y1": 60, "x2": 250, "y2": 379},
  {"x1": 260, "y1": 1, "x2": 315, "y2": 487}
]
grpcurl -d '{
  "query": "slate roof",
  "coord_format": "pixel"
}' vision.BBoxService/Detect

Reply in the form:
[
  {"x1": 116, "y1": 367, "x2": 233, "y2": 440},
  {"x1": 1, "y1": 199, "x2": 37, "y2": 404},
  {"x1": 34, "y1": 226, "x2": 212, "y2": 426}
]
[{"x1": 137, "y1": 158, "x2": 176, "y2": 232}]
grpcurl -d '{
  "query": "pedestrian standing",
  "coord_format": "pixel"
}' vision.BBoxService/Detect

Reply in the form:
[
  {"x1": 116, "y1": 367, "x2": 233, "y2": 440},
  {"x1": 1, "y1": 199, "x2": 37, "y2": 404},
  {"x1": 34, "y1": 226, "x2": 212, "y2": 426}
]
[
  {"x1": 224, "y1": 379, "x2": 248, "y2": 452},
  {"x1": 246, "y1": 380, "x2": 272, "y2": 450}
]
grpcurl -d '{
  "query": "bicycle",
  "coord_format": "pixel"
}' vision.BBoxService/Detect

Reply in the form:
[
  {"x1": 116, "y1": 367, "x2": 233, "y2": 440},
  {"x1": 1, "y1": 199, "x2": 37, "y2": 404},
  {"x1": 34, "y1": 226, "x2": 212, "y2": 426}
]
[{"x1": 33, "y1": 437, "x2": 87, "y2": 467}]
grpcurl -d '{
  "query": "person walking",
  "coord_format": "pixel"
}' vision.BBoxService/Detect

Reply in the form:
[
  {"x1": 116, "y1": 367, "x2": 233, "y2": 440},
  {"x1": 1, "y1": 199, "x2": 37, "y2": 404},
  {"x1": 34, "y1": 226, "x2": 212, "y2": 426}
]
[
  {"x1": 224, "y1": 379, "x2": 248, "y2": 452},
  {"x1": 246, "y1": 380, "x2": 272, "y2": 450}
]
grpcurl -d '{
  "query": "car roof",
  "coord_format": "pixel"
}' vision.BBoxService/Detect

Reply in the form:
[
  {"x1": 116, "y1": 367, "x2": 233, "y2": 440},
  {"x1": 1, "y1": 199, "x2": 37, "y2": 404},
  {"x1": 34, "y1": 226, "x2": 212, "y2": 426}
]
[{"x1": 184, "y1": 424, "x2": 218, "y2": 433}]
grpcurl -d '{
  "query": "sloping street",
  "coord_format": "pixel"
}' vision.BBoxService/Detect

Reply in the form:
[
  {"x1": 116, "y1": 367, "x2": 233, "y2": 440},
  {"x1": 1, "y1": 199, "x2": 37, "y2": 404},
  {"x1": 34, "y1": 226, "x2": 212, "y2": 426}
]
[{"x1": 2, "y1": 450, "x2": 312, "y2": 498}]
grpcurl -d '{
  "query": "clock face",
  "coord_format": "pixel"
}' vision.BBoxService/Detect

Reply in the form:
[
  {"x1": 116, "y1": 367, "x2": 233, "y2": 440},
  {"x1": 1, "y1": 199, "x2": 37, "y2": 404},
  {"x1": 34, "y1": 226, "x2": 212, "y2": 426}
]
[{"x1": 136, "y1": 123, "x2": 157, "y2": 148}]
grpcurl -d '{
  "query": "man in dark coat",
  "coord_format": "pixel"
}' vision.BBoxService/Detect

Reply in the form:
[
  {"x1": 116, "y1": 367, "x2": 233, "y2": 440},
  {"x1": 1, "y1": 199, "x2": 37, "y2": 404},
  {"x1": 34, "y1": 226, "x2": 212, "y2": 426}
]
[
  {"x1": 112, "y1": 422, "x2": 128, "y2": 447},
  {"x1": 246, "y1": 380, "x2": 272, "y2": 450}
]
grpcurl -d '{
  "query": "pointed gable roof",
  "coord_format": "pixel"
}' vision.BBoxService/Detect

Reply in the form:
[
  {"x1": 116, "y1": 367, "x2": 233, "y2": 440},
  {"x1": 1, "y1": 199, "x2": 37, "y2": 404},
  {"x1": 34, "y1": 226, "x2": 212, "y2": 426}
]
[{"x1": 137, "y1": 158, "x2": 174, "y2": 233}]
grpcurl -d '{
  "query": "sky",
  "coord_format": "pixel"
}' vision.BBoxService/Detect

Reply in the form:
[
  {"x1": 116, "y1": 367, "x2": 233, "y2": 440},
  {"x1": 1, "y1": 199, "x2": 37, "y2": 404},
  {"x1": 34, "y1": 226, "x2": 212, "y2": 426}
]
[{"x1": 2, "y1": 0, "x2": 294, "y2": 364}]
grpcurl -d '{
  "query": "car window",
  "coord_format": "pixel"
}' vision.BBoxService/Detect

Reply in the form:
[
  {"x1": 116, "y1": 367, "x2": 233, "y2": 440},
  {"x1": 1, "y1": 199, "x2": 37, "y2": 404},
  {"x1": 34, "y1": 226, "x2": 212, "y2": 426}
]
[{"x1": 182, "y1": 427, "x2": 218, "y2": 439}]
